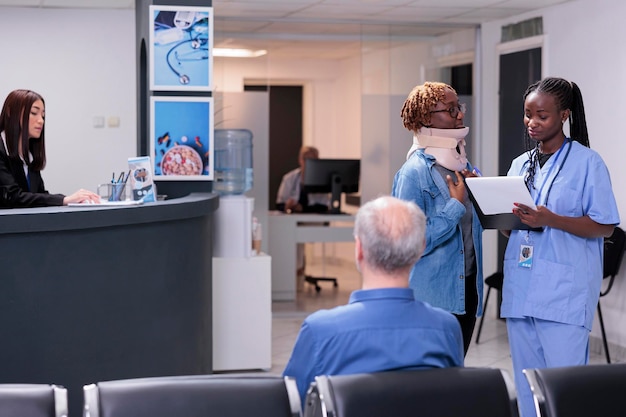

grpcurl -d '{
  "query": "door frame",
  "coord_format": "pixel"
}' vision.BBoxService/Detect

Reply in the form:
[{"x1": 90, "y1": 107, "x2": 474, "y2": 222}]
[
  {"x1": 494, "y1": 34, "x2": 545, "y2": 166},
  {"x1": 490, "y1": 35, "x2": 544, "y2": 275},
  {"x1": 244, "y1": 78, "x2": 313, "y2": 144}
]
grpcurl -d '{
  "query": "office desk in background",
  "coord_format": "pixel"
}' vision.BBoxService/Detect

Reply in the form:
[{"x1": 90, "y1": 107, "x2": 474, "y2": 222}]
[{"x1": 268, "y1": 211, "x2": 355, "y2": 301}]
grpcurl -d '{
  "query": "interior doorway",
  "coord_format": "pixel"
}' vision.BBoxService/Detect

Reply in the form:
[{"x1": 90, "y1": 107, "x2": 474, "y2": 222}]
[
  {"x1": 496, "y1": 47, "x2": 542, "y2": 269},
  {"x1": 244, "y1": 85, "x2": 303, "y2": 210}
]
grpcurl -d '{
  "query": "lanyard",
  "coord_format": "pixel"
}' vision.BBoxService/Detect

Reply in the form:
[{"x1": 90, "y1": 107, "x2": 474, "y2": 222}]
[{"x1": 523, "y1": 139, "x2": 572, "y2": 207}]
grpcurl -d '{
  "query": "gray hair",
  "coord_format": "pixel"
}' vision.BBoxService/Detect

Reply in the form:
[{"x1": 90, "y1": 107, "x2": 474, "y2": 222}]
[{"x1": 354, "y1": 196, "x2": 426, "y2": 273}]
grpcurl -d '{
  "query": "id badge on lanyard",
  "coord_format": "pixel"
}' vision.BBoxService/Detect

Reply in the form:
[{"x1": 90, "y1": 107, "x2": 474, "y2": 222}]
[
  {"x1": 519, "y1": 232, "x2": 533, "y2": 268},
  {"x1": 517, "y1": 140, "x2": 570, "y2": 269}
]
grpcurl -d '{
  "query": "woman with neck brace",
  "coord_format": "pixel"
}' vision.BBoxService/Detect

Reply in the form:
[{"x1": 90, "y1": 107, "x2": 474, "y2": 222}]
[{"x1": 392, "y1": 82, "x2": 483, "y2": 355}]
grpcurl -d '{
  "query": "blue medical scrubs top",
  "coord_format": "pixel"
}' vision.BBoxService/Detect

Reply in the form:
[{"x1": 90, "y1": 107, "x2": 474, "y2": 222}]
[{"x1": 502, "y1": 140, "x2": 620, "y2": 330}]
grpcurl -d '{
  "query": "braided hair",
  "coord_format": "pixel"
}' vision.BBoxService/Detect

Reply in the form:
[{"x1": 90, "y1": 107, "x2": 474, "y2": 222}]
[
  {"x1": 401, "y1": 82, "x2": 454, "y2": 132},
  {"x1": 522, "y1": 77, "x2": 589, "y2": 190}
]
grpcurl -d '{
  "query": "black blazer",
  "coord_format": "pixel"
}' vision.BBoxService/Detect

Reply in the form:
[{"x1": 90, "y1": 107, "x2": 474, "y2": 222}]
[{"x1": 0, "y1": 144, "x2": 64, "y2": 208}]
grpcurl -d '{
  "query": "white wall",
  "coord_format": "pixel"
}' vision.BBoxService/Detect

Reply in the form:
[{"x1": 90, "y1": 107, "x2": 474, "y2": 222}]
[
  {"x1": 213, "y1": 55, "x2": 361, "y2": 159},
  {"x1": 480, "y1": 0, "x2": 626, "y2": 354},
  {"x1": 0, "y1": 7, "x2": 136, "y2": 196}
]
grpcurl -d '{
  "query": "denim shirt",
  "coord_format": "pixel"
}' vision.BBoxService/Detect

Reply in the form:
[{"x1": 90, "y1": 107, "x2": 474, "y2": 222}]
[{"x1": 392, "y1": 150, "x2": 483, "y2": 315}]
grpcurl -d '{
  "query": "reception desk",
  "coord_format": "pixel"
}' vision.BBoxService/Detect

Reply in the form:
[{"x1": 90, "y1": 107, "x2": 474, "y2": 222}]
[
  {"x1": 0, "y1": 193, "x2": 218, "y2": 416},
  {"x1": 268, "y1": 211, "x2": 355, "y2": 301}
]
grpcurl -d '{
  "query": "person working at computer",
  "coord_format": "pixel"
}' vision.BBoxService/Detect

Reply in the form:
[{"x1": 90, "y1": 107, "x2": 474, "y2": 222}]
[
  {"x1": 391, "y1": 81, "x2": 483, "y2": 356},
  {"x1": 282, "y1": 195, "x2": 464, "y2": 404},
  {"x1": 276, "y1": 145, "x2": 330, "y2": 288},
  {"x1": 0, "y1": 89, "x2": 100, "y2": 207},
  {"x1": 276, "y1": 145, "x2": 329, "y2": 214}
]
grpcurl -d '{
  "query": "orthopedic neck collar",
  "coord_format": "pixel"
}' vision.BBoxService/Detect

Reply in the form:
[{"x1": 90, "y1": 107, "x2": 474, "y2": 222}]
[{"x1": 406, "y1": 126, "x2": 470, "y2": 172}]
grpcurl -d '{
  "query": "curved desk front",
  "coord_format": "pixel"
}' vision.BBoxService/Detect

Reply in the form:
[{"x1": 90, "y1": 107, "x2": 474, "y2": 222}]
[{"x1": 0, "y1": 193, "x2": 219, "y2": 416}]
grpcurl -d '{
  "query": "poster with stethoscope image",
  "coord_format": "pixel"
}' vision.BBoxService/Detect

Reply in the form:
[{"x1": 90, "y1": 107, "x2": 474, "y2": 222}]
[
  {"x1": 150, "y1": 96, "x2": 214, "y2": 181},
  {"x1": 149, "y1": 5, "x2": 213, "y2": 91}
]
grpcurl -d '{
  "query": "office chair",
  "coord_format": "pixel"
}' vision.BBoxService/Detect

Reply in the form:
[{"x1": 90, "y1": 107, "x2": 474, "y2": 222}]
[
  {"x1": 305, "y1": 274, "x2": 338, "y2": 293},
  {"x1": 83, "y1": 374, "x2": 301, "y2": 417},
  {"x1": 303, "y1": 223, "x2": 338, "y2": 293},
  {"x1": 0, "y1": 384, "x2": 67, "y2": 417},
  {"x1": 304, "y1": 367, "x2": 519, "y2": 417},
  {"x1": 597, "y1": 226, "x2": 626, "y2": 363},
  {"x1": 475, "y1": 271, "x2": 504, "y2": 344},
  {"x1": 524, "y1": 363, "x2": 626, "y2": 417},
  {"x1": 304, "y1": 242, "x2": 338, "y2": 293}
]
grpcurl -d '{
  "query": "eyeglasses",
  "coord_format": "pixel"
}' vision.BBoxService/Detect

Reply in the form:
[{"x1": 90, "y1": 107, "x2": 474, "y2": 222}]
[{"x1": 430, "y1": 103, "x2": 467, "y2": 118}]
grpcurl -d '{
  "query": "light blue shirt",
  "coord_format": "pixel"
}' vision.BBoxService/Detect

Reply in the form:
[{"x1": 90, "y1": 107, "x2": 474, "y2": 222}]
[
  {"x1": 502, "y1": 140, "x2": 620, "y2": 330},
  {"x1": 391, "y1": 150, "x2": 484, "y2": 315},
  {"x1": 275, "y1": 167, "x2": 329, "y2": 207},
  {"x1": 282, "y1": 287, "x2": 464, "y2": 404}
]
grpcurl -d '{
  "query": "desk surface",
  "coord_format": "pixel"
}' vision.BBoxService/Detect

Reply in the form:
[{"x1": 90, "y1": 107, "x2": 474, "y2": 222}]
[
  {"x1": 268, "y1": 210, "x2": 355, "y2": 221},
  {"x1": 268, "y1": 211, "x2": 355, "y2": 301},
  {"x1": 0, "y1": 192, "x2": 218, "y2": 234}
]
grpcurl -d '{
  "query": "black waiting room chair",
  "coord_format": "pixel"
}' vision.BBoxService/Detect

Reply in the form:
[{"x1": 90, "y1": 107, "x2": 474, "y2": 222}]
[
  {"x1": 83, "y1": 374, "x2": 301, "y2": 417},
  {"x1": 0, "y1": 384, "x2": 67, "y2": 417},
  {"x1": 597, "y1": 226, "x2": 626, "y2": 363},
  {"x1": 303, "y1": 367, "x2": 519, "y2": 417},
  {"x1": 524, "y1": 363, "x2": 626, "y2": 417}
]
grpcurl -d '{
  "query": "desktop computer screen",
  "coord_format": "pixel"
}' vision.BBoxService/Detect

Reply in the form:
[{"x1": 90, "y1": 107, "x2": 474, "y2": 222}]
[{"x1": 303, "y1": 158, "x2": 360, "y2": 214}]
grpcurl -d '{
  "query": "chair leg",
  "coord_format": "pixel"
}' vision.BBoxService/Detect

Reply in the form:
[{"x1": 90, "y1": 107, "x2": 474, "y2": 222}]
[
  {"x1": 597, "y1": 301, "x2": 611, "y2": 364},
  {"x1": 475, "y1": 287, "x2": 492, "y2": 344},
  {"x1": 304, "y1": 242, "x2": 338, "y2": 293}
]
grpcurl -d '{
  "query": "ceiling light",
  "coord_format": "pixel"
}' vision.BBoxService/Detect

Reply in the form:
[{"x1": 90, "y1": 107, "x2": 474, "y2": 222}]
[{"x1": 213, "y1": 48, "x2": 267, "y2": 58}]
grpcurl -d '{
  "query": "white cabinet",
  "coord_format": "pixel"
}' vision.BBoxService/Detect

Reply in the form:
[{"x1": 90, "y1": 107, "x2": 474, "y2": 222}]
[{"x1": 212, "y1": 254, "x2": 272, "y2": 371}]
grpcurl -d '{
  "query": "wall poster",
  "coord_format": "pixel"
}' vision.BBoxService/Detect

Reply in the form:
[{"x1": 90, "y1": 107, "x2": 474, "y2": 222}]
[
  {"x1": 150, "y1": 96, "x2": 214, "y2": 181},
  {"x1": 149, "y1": 5, "x2": 213, "y2": 91}
]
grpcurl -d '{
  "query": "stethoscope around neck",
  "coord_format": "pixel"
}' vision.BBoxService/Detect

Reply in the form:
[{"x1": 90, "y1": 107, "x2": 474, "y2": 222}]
[
  {"x1": 166, "y1": 35, "x2": 209, "y2": 85},
  {"x1": 521, "y1": 138, "x2": 572, "y2": 206}
]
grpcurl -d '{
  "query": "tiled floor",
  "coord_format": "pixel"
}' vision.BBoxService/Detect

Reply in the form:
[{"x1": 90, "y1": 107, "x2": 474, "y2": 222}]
[{"x1": 266, "y1": 255, "x2": 611, "y2": 386}]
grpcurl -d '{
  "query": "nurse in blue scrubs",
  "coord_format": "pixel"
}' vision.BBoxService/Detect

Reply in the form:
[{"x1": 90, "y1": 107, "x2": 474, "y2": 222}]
[{"x1": 502, "y1": 77, "x2": 620, "y2": 417}]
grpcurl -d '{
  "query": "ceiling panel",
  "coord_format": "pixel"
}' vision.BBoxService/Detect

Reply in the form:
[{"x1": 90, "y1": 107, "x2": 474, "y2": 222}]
[
  {"x1": 0, "y1": 0, "x2": 576, "y2": 59},
  {"x1": 42, "y1": 0, "x2": 133, "y2": 8},
  {"x1": 442, "y1": 7, "x2": 529, "y2": 23},
  {"x1": 376, "y1": 6, "x2": 475, "y2": 21}
]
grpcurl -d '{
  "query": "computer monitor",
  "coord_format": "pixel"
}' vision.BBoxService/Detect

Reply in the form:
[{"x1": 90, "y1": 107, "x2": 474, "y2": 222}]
[{"x1": 303, "y1": 158, "x2": 360, "y2": 214}]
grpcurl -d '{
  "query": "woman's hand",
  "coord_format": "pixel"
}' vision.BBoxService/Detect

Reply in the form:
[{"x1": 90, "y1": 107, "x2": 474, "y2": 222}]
[
  {"x1": 461, "y1": 168, "x2": 478, "y2": 178},
  {"x1": 513, "y1": 202, "x2": 614, "y2": 238},
  {"x1": 446, "y1": 171, "x2": 466, "y2": 202},
  {"x1": 513, "y1": 203, "x2": 548, "y2": 229},
  {"x1": 63, "y1": 189, "x2": 101, "y2": 205}
]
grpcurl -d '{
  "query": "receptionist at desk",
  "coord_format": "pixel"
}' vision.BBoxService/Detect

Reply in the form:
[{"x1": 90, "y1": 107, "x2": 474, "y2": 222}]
[{"x1": 0, "y1": 89, "x2": 99, "y2": 208}]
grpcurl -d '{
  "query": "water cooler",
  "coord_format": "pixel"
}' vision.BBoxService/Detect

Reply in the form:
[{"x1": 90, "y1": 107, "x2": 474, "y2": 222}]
[
  {"x1": 211, "y1": 129, "x2": 271, "y2": 371},
  {"x1": 213, "y1": 195, "x2": 254, "y2": 258}
]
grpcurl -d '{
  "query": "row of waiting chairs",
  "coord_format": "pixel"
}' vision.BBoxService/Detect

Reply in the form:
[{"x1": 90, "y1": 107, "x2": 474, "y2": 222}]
[{"x1": 1, "y1": 363, "x2": 625, "y2": 417}]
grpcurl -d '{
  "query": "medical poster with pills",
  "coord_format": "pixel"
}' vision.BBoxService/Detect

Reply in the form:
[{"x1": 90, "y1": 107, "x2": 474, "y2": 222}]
[
  {"x1": 149, "y1": 5, "x2": 213, "y2": 91},
  {"x1": 150, "y1": 96, "x2": 214, "y2": 181}
]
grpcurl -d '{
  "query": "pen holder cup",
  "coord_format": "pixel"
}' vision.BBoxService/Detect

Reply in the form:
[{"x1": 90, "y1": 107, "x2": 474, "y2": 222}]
[{"x1": 97, "y1": 183, "x2": 131, "y2": 202}]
